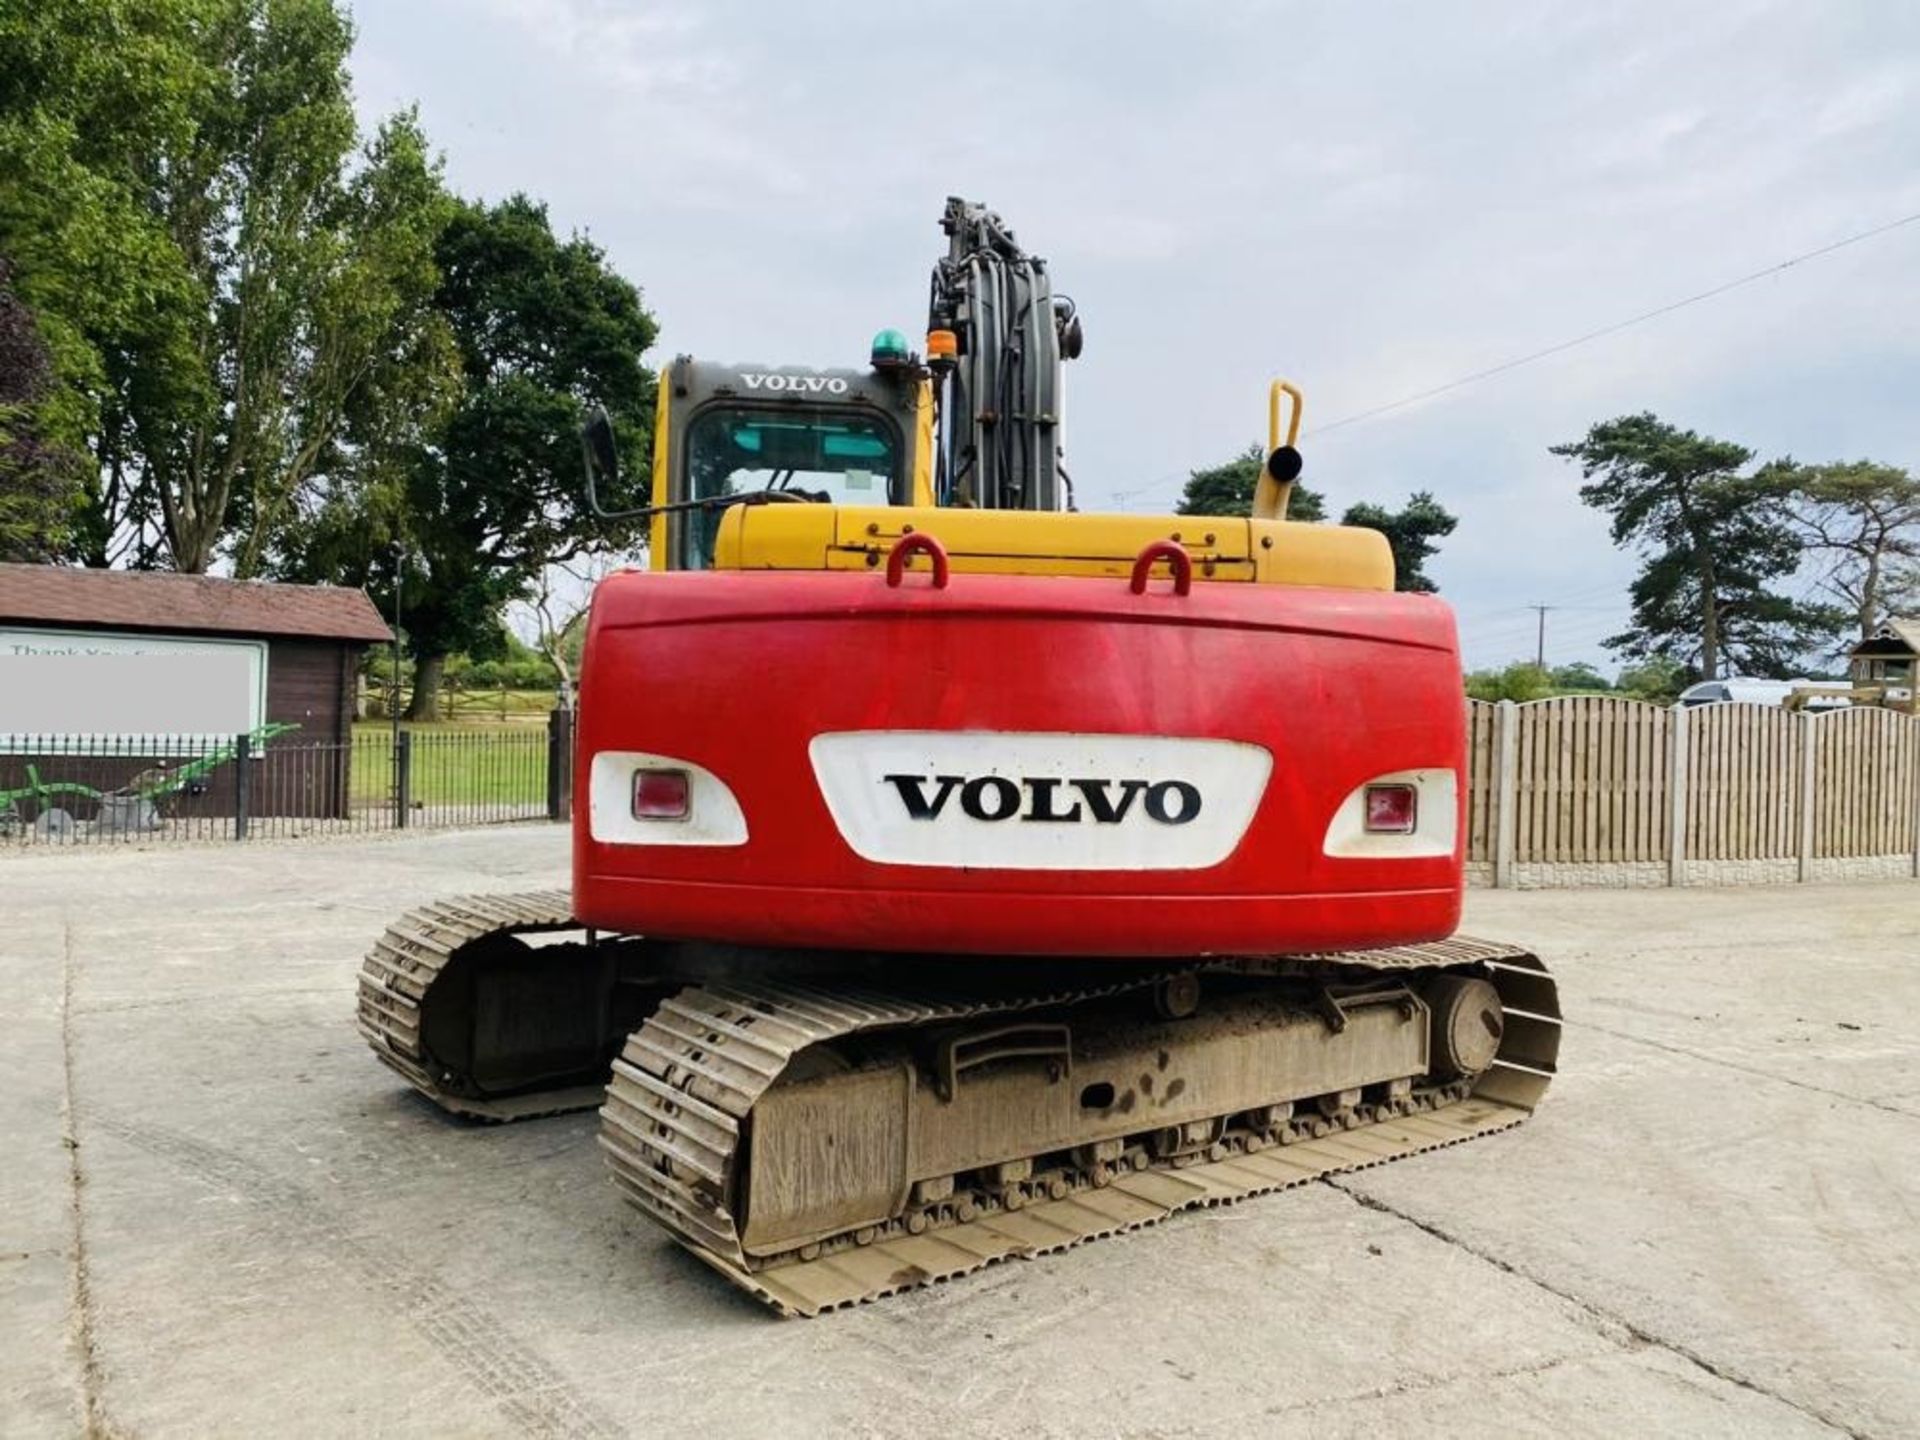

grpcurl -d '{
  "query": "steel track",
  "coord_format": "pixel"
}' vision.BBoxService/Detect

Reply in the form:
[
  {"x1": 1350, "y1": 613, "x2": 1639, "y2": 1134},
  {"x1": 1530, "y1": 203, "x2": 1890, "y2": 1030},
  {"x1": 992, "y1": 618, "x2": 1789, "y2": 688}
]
[
  {"x1": 598, "y1": 941, "x2": 1558, "y2": 1315},
  {"x1": 357, "y1": 896, "x2": 1559, "y2": 1313},
  {"x1": 355, "y1": 890, "x2": 602, "y2": 1121}
]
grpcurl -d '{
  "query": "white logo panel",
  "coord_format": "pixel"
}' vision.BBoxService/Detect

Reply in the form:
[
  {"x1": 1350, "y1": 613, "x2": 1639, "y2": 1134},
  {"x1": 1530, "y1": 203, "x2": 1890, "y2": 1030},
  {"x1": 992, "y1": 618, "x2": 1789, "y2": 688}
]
[{"x1": 809, "y1": 731, "x2": 1272, "y2": 871}]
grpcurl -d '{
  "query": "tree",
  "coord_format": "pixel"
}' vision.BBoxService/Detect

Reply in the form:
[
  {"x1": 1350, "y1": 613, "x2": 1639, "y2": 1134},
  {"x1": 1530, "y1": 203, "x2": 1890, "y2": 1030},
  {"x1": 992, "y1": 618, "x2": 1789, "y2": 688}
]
[
  {"x1": 1176, "y1": 444, "x2": 1325, "y2": 521},
  {"x1": 0, "y1": 260, "x2": 86, "y2": 559},
  {"x1": 135, "y1": 3, "x2": 457, "y2": 575},
  {"x1": 228, "y1": 110, "x2": 458, "y2": 579},
  {"x1": 1339, "y1": 492, "x2": 1456, "y2": 594},
  {"x1": 1464, "y1": 662, "x2": 1551, "y2": 702},
  {"x1": 1, "y1": 0, "x2": 450, "y2": 573},
  {"x1": 1552, "y1": 414, "x2": 1842, "y2": 679},
  {"x1": 288, "y1": 196, "x2": 656, "y2": 719},
  {"x1": 515, "y1": 555, "x2": 613, "y2": 702},
  {"x1": 1549, "y1": 661, "x2": 1611, "y2": 692},
  {"x1": 0, "y1": 0, "x2": 213, "y2": 564},
  {"x1": 1764, "y1": 460, "x2": 1920, "y2": 641},
  {"x1": 1888, "y1": 560, "x2": 1919, "y2": 619},
  {"x1": 1616, "y1": 655, "x2": 1686, "y2": 703}
]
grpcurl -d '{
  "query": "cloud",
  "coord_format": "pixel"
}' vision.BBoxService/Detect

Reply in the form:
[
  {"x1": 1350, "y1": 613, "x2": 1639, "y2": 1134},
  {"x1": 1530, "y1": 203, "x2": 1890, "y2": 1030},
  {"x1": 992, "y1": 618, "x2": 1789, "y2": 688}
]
[
  {"x1": 348, "y1": 0, "x2": 1920, "y2": 674},
  {"x1": 472, "y1": 0, "x2": 719, "y2": 96}
]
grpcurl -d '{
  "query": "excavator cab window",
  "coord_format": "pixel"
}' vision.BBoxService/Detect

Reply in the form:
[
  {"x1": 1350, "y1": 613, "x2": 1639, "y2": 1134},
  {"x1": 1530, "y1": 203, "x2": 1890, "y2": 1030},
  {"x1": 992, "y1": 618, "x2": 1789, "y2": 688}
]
[{"x1": 678, "y1": 406, "x2": 902, "y2": 569}]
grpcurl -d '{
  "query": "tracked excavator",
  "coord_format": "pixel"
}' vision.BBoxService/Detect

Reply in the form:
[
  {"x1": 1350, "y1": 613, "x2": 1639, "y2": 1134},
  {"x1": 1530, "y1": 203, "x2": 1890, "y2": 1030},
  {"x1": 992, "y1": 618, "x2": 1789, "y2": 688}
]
[{"x1": 358, "y1": 198, "x2": 1560, "y2": 1315}]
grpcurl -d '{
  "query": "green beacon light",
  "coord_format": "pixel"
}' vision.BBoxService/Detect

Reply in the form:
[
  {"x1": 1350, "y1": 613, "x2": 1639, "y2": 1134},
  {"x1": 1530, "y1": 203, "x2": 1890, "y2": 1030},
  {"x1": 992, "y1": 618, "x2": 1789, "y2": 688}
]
[{"x1": 869, "y1": 327, "x2": 911, "y2": 371}]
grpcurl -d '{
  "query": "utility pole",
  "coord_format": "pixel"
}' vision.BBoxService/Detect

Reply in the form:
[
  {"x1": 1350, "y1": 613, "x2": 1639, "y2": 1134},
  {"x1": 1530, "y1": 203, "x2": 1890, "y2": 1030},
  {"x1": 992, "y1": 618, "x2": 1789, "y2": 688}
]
[{"x1": 1529, "y1": 604, "x2": 1555, "y2": 670}]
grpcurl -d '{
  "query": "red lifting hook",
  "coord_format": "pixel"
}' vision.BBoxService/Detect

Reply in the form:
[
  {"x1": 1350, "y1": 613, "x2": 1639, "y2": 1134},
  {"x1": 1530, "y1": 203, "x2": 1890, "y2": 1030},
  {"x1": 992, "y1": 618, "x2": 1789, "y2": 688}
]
[
  {"x1": 1129, "y1": 539, "x2": 1193, "y2": 596},
  {"x1": 885, "y1": 531, "x2": 951, "y2": 589}
]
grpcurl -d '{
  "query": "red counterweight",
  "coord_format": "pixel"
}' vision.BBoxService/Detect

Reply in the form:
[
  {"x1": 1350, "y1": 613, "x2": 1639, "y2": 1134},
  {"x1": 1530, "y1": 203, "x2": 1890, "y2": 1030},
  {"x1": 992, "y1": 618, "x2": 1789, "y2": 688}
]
[{"x1": 572, "y1": 561, "x2": 1466, "y2": 958}]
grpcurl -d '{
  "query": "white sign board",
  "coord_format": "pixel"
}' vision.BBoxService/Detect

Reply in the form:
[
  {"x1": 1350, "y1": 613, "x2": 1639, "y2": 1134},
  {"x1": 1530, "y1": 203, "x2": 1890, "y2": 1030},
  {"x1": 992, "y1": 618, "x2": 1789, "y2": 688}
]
[{"x1": 0, "y1": 628, "x2": 268, "y2": 752}]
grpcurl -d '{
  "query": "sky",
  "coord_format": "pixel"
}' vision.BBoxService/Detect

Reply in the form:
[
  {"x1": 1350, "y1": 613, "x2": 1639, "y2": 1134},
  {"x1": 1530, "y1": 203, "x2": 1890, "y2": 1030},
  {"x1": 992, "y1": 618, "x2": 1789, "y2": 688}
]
[{"x1": 346, "y1": 0, "x2": 1920, "y2": 674}]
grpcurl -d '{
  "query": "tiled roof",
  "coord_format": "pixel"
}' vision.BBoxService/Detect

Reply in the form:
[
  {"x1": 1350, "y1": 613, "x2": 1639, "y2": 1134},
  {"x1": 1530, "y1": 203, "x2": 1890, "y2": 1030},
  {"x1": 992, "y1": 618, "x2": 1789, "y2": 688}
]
[{"x1": 0, "y1": 563, "x2": 392, "y2": 642}]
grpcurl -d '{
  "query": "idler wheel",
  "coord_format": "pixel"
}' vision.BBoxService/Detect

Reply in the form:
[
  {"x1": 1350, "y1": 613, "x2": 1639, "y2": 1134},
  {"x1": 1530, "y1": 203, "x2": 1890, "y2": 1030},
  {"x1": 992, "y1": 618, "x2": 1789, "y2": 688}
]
[
  {"x1": 1153, "y1": 973, "x2": 1201, "y2": 1020},
  {"x1": 1426, "y1": 975, "x2": 1505, "y2": 1080}
]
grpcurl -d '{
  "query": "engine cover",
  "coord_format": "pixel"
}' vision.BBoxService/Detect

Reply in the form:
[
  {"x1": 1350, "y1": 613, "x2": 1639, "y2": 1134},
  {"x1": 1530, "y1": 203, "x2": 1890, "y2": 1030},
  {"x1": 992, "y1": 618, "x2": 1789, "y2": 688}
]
[{"x1": 572, "y1": 564, "x2": 1465, "y2": 957}]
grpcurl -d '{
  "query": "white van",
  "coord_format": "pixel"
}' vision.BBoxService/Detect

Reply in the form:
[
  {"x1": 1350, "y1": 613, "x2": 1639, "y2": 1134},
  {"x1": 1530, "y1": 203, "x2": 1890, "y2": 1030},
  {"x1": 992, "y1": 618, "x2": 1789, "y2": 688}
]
[{"x1": 1675, "y1": 677, "x2": 1851, "y2": 709}]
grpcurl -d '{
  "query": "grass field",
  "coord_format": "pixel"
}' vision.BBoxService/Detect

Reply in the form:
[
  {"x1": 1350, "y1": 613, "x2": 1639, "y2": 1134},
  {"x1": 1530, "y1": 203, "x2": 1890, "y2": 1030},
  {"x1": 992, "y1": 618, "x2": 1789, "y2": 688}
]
[{"x1": 346, "y1": 721, "x2": 550, "y2": 810}]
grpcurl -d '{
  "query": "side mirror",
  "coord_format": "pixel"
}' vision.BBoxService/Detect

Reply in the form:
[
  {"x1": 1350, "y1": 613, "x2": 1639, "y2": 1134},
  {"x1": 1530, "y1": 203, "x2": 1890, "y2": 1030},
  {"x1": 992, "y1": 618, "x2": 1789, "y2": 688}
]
[{"x1": 582, "y1": 406, "x2": 619, "y2": 492}]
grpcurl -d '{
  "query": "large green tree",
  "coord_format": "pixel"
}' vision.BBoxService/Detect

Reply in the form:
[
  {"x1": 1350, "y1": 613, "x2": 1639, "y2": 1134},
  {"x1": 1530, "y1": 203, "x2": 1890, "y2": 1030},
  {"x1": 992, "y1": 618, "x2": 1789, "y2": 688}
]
[
  {"x1": 0, "y1": 260, "x2": 86, "y2": 559},
  {"x1": 0, "y1": 0, "x2": 449, "y2": 572},
  {"x1": 131, "y1": 3, "x2": 453, "y2": 575},
  {"x1": 1553, "y1": 414, "x2": 1842, "y2": 678},
  {"x1": 223, "y1": 109, "x2": 456, "y2": 579},
  {"x1": 0, "y1": 0, "x2": 212, "y2": 563},
  {"x1": 289, "y1": 195, "x2": 656, "y2": 718},
  {"x1": 1762, "y1": 460, "x2": 1920, "y2": 641}
]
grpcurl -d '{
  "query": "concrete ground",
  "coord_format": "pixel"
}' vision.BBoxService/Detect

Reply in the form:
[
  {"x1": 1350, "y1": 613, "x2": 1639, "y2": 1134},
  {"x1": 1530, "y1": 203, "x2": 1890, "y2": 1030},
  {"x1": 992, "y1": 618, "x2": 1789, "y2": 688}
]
[{"x1": 3, "y1": 830, "x2": 1916, "y2": 1440}]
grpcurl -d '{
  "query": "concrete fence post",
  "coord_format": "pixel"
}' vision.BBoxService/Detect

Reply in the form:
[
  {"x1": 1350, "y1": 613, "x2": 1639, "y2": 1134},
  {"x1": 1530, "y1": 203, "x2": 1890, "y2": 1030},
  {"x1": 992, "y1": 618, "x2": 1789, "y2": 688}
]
[
  {"x1": 1668, "y1": 704, "x2": 1689, "y2": 887},
  {"x1": 1798, "y1": 711, "x2": 1818, "y2": 884},
  {"x1": 1493, "y1": 700, "x2": 1517, "y2": 889}
]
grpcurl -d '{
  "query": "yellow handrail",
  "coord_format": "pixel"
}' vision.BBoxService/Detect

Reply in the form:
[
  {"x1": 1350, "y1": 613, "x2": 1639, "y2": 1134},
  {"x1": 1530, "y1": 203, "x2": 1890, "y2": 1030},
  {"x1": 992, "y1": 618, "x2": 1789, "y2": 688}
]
[
  {"x1": 1267, "y1": 378, "x2": 1303, "y2": 452},
  {"x1": 1255, "y1": 379, "x2": 1306, "y2": 521}
]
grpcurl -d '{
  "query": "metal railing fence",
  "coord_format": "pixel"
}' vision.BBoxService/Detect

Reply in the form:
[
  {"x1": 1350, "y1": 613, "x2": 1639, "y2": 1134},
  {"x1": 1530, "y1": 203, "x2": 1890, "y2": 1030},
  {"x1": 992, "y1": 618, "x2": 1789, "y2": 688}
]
[{"x1": 2, "y1": 712, "x2": 572, "y2": 847}]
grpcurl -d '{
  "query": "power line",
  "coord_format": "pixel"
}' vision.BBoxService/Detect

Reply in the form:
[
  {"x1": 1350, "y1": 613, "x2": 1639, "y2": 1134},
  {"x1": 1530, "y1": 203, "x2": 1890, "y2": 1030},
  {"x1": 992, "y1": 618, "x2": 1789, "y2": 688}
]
[
  {"x1": 1466, "y1": 622, "x2": 1620, "y2": 652},
  {"x1": 1465, "y1": 611, "x2": 1623, "y2": 650},
  {"x1": 1456, "y1": 584, "x2": 1617, "y2": 621},
  {"x1": 1452, "y1": 577, "x2": 1632, "y2": 625},
  {"x1": 1471, "y1": 608, "x2": 1621, "y2": 637},
  {"x1": 1308, "y1": 208, "x2": 1920, "y2": 439},
  {"x1": 1105, "y1": 472, "x2": 1188, "y2": 507},
  {"x1": 1100, "y1": 207, "x2": 1920, "y2": 510}
]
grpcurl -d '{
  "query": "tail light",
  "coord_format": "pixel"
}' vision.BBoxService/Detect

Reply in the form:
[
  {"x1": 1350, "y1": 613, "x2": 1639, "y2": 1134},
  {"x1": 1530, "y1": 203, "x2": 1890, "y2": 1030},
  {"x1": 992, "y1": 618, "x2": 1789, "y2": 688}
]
[
  {"x1": 1324, "y1": 771, "x2": 1452, "y2": 858},
  {"x1": 1364, "y1": 783, "x2": 1418, "y2": 834},
  {"x1": 591, "y1": 752, "x2": 746, "y2": 846},
  {"x1": 633, "y1": 768, "x2": 691, "y2": 820}
]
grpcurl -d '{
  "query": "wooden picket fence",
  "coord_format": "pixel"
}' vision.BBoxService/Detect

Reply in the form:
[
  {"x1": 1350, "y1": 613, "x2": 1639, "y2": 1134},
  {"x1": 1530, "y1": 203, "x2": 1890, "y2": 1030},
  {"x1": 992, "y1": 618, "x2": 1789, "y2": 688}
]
[{"x1": 1465, "y1": 697, "x2": 1920, "y2": 884}]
